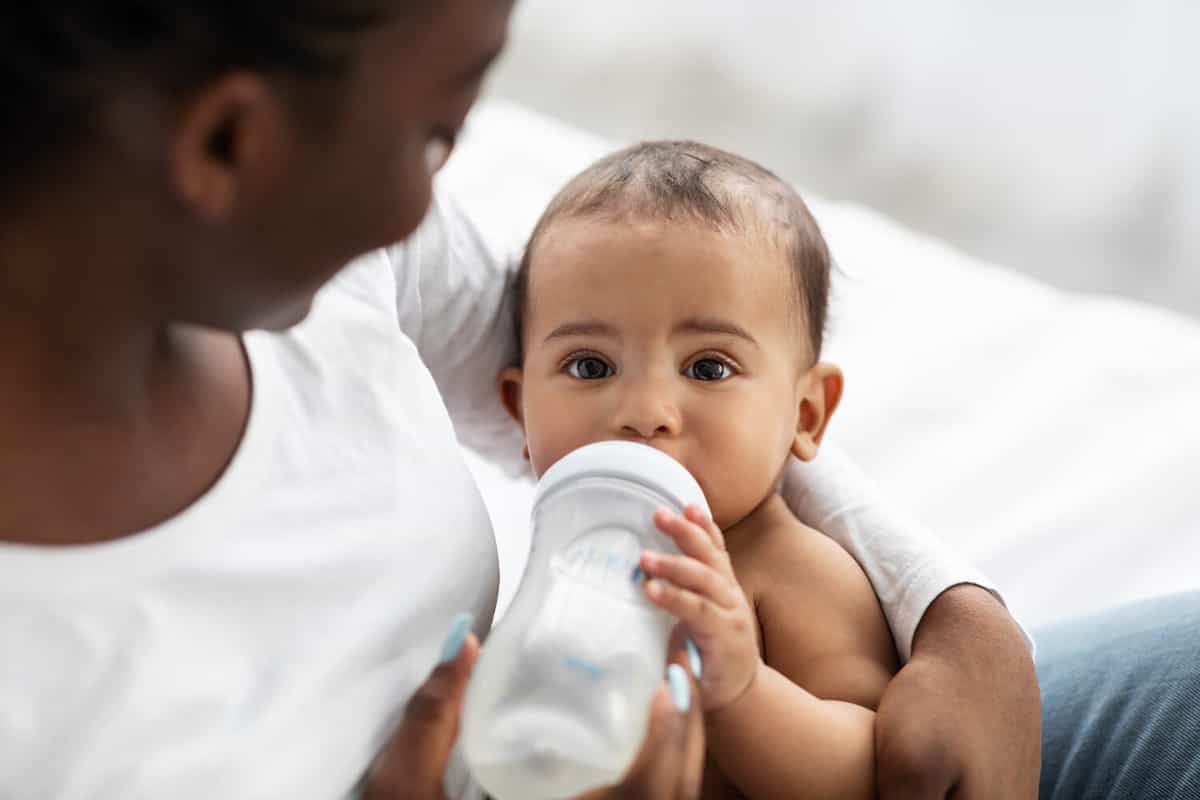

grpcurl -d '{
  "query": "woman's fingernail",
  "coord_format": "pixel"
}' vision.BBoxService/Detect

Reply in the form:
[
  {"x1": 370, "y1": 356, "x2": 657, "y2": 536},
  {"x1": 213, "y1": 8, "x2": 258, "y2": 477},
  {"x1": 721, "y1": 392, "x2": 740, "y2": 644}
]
[
  {"x1": 685, "y1": 639, "x2": 703, "y2": 679},
  {"x1": 667, "y1": 664, "x2": 691, "y2": 711},
  {"x1": 439, "y1": 612, "x2": 474, "y2": 664}
]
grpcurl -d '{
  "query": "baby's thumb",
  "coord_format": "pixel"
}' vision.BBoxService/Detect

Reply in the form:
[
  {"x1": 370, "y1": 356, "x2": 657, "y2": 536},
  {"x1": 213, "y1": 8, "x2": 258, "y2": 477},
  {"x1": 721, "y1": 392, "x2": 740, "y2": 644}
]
[{"x1": 366, "y1": 614, "x2": 481, "y2": 800}]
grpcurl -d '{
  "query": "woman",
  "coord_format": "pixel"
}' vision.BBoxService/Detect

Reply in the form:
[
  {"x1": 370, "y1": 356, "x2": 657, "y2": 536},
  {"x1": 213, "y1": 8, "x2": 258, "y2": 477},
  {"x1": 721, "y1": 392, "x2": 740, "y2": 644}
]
[{"x1": 3, "y1": 1, "x2": 1190, "y2": 798}]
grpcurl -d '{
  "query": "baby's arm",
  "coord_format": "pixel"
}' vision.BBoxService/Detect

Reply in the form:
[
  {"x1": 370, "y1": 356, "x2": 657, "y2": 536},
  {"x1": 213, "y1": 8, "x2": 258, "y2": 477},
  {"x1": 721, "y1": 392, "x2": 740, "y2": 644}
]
[
  {"x1": 710, "y1": 527, "x2": 897, "y2": 799},
  {"x1": 641, "y1": 505, "x2": 897, "y2": 800}
]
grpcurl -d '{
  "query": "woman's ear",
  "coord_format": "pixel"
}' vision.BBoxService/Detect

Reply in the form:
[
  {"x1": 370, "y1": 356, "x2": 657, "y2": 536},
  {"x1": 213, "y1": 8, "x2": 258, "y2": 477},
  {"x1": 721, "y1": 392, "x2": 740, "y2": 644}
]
[
  {"x1": 169, "y1": 72, "x2": 285, "y2": 223},
  {"x1": 791, "y1": 362, "x2": 845, "y2": 462}
]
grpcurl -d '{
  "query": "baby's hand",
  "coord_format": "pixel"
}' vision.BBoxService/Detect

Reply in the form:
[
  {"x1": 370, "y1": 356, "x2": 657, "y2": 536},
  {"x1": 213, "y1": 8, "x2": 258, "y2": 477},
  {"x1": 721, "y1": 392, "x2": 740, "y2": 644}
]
[{"x1": 640, "y1": 505, "x2": 759, "y2": 712}]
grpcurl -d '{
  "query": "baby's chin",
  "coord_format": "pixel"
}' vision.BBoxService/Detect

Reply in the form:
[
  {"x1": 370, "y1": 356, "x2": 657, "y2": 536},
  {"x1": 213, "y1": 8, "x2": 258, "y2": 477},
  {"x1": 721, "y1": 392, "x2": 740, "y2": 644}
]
[
  {"x1": 674, "y1": 480, "x2": 761, "y2": 533},
  {"x1": 708, "y1": 504, "x2": 754, "y2": 533},
  {"x1": 709, "y1": 488, "x2": 791, "y2": 535}
]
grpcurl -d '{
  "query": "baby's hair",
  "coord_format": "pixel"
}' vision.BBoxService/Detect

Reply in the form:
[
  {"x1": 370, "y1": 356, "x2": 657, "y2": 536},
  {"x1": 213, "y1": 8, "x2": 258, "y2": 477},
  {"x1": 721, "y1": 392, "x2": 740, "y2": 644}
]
[
  {"x1": 0, "y1": 1, "x2": 408, "y2": 191},
  {"x1": 515, "y1": 140, "x2": 831, "y2": 362}
]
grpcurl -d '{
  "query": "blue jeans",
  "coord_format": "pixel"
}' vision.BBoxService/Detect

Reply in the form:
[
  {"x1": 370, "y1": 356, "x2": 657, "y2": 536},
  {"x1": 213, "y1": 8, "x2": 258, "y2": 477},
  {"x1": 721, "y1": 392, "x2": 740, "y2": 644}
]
[{"x1": 1037, "y1": 592, "x2": 1200, "y2": 799}]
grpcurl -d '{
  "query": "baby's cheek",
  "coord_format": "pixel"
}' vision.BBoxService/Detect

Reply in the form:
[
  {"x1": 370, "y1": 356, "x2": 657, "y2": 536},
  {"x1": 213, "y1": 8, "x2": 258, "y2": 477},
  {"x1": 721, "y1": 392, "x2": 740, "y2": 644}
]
[
  {"x1": 523, "y1": 427, "x2": 562, "y2": 478},
  {"x1": 703, "y1": 455, "x2": 768, "y2": 528},
  {"x1": 708, "y1": 473, "x2": 769, "y2": 529},
  {"x1": 705, "y1": 420, "x2": 793, "y2": 527},
  {"x1": 524, "y1": 414, "x2": 595, "y2": 478}
]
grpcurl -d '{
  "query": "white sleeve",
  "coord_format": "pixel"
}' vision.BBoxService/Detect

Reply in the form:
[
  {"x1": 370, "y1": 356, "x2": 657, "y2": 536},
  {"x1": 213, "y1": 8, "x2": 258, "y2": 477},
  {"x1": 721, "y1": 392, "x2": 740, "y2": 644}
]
[
  {"x1": 389, "y1": 186, "x2": 527, "y2": 473},
  {"x1": 780, "y1": 442, "x2": 1034, "y2": 662}
]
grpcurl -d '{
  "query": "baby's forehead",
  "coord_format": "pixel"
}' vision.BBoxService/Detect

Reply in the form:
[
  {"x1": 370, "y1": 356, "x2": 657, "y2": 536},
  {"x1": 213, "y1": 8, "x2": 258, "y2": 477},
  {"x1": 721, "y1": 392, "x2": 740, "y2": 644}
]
[
  {"x1": 525, "y1": 215, "x2": 806, "y2": 328},
  {"x1": 531, "y1": 213, "x2": 790, "y2": 279}
]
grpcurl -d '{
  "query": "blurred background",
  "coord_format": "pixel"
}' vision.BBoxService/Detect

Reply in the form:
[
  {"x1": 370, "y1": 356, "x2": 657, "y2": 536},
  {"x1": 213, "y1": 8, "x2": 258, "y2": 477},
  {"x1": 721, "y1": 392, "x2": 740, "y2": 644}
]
[{"x1": 483, "y1": 0, "x2": 1200, "y2": 318}]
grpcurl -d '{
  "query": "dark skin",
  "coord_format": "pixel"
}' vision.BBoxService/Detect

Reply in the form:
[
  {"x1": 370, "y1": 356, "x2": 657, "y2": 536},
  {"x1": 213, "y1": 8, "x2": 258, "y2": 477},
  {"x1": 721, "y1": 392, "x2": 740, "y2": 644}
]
[
  {"x1": 875, "y1": 585, "x2": 1042, "y2": 799},
  {"x1": 0, "y1": 1, "x2": 500, "y2": 544},
  {"x1": 0, "y1": 0, "x2": 1038, "y2": 796}
]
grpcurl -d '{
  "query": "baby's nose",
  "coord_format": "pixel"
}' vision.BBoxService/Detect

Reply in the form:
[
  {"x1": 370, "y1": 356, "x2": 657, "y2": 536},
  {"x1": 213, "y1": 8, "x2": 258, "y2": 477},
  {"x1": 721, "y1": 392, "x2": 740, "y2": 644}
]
[{"x1": 614, "y1": 382, "x2": 681, "y2": 440}]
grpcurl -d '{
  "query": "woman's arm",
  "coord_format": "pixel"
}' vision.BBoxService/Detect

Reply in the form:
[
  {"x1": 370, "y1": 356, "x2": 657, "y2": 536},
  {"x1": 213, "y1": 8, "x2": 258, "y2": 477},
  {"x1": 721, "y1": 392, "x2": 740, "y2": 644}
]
[
  {"x1": 779, "y1": 444, "x2": 1025, "y2": 661},
  {"x1": 874, "y1": 585, "x2": 1041, "y2": 799},
  {"x1": 387, "y1": 186, "x2": 528, "y2": 473},
  {"x1": 781, "y1": 448, "x2": 1040, "y2": 798}
]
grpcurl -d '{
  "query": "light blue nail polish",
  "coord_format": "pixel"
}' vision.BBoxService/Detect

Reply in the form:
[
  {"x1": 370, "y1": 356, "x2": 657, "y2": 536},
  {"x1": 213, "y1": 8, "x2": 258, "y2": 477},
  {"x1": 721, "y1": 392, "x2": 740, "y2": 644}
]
[
  {"x1": 667, "y1": 664, "x2": 691, "y2": 711},
  {"x1": 685, "y1": 639, "x2": 703, "y2": 679},
  {"x1": 439, "y1": 612, "x2": 474, "y2": 664}
]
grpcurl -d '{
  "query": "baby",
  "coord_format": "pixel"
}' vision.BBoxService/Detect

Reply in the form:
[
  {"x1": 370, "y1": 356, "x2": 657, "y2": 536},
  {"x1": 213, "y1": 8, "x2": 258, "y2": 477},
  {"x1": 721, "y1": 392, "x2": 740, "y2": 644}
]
[{"x1": 498, "y1": 142, "x2": 898, "y2": 799}]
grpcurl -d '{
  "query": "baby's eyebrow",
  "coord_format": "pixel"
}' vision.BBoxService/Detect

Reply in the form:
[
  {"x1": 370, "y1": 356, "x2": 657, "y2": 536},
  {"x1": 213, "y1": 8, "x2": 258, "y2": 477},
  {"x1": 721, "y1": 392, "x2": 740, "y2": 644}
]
[
  {"x1": 544, "y1": 320, "x2": 620, "y2": 342},
  {"x1": 674, "y1": 317, "x2": 759, "y2": 347}
]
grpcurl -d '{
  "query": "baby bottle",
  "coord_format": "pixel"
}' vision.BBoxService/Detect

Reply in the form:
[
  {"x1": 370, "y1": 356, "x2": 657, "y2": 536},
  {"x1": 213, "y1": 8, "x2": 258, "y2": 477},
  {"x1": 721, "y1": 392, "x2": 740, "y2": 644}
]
[{"x1": 462, "y1": 441, "x2": 709, "y2": 799}]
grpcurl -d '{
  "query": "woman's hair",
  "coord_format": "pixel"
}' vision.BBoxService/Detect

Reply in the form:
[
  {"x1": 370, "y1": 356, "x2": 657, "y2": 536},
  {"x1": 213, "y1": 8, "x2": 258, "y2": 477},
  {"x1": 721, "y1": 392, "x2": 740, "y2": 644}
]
[{"x1": 0, "y1": 2, "x2": 396, "y2": 188}]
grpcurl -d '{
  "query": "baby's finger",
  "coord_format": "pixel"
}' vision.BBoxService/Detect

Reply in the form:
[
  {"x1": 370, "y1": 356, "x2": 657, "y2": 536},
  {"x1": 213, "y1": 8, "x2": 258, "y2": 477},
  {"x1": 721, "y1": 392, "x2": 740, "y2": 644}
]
[
  {"x1": 683, "y1": 504, "x2": 727, "y2": 552},
  {"x1": 640, "y1": 551, "x2": 739, "y2": 610},
  {"x1": 653, "y1": 508, "x2": 727, "y2": 570},
  {"x1": 645, "y1": 578, "x2": 726, "y2": 634}
]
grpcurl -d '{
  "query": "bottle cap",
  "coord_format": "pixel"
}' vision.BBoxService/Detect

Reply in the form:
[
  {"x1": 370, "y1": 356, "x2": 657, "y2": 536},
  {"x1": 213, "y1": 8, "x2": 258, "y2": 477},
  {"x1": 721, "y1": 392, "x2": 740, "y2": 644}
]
[{"x1": 534, "y1": 441, "x2": 710, "y2": 517}]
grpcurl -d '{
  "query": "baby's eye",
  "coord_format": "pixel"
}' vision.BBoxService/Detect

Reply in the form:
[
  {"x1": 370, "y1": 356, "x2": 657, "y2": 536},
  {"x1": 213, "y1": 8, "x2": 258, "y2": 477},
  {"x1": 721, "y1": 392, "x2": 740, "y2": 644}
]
[
  {"x1": 566, "y1": 356, "x2": 614, "y2": 380},
  {"x1": 685, "y1": 358, "x2": 733, "y2": 382}
]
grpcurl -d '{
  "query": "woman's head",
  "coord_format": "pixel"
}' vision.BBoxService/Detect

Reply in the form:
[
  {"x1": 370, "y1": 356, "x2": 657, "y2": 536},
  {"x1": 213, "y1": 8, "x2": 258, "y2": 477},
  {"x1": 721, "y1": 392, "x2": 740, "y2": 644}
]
[{"x1": 0, "y1": 0, "x2": 512, "y2": 330}]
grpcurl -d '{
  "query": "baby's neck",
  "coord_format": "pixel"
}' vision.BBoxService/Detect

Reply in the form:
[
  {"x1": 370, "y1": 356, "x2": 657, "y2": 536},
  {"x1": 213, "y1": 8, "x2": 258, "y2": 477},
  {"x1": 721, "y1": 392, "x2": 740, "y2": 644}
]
[{"x1": 722, "y1": 492, "x2": 802, "y2": 553}]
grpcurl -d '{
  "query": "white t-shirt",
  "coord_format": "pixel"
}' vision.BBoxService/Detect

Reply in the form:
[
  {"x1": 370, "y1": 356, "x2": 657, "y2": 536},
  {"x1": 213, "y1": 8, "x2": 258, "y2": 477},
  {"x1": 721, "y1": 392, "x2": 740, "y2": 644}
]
[
  {"x1": 0, "y1": 191, "x2": 1004, "y2": 799},
  {"x1": 0, "y1": 229, "x2": 501, "y2": 798}
]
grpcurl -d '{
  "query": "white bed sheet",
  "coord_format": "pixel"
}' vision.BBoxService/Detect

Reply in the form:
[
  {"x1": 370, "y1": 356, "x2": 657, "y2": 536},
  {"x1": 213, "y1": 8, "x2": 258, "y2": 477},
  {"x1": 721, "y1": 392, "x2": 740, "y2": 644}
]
[{"x1": 441, "y1": 100, "x2": 1200, "y2": 629}]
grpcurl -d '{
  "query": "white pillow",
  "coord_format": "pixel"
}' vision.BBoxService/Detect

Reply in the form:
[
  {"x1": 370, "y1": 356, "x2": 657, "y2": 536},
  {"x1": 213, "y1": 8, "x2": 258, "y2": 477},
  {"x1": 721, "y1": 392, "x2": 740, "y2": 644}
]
[{"x1": 442, "y1": 100, "x2": 1200, "y2": 628}]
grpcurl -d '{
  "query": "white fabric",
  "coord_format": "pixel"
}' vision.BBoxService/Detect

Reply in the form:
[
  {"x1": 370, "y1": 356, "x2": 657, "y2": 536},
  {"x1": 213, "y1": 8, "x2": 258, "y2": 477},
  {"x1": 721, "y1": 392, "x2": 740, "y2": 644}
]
[
  {"x1": 816, "y1": 201, "x2": 1200, "y2": 630},
  {"x1": 0, "y1": 254, "x2": 497, "y2": 799},
  {"x1": 446, "y1": 100, "x2": 1200, "y2": 633},
  {"x1": 391, "y1": 190, "x2": 525, "y2": 471},
  {"x1": 780, "y1": 447, "x2": 1000, "y2": 661},
  {"x1": 438, "y1": 102, "x2": 1014, "y2": 658}
]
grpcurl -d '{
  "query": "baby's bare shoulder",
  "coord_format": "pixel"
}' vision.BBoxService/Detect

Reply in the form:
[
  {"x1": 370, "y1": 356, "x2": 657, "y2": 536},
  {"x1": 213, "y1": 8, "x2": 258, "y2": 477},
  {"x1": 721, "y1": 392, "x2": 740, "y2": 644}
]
[
  {"x1": 733, "y1": 505, "x2": 899, "y2": 709},
  {"x1": 732, "y1": 506, "x2": 865, "y2": 601}
]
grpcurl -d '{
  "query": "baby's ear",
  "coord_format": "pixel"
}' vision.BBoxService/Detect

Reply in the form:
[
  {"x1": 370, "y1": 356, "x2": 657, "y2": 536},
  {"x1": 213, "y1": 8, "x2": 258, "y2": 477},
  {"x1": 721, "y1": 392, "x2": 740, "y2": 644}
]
[
  {"x1": 791, "y1": 362, "x2": 844, "y2": 462},
  {"x1": 498, "y1": 366, "x2": 526, "y2": 428}
]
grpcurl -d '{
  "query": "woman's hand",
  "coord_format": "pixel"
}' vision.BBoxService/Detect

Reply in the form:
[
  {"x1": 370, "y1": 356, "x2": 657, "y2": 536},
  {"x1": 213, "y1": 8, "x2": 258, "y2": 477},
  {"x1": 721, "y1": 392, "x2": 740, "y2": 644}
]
[
  {"x1": 874, "y1": 585, "x2": 1041, "y2": 799},
  {"x1": 639, "y1": 505, "x2": 760, "y2": 711},
  {"x1": 580, "y1": 663, "x2": 706, "y2": 800},
  {"x1": 366, "y1": 620, "x2": 706, "y2": 800},
  {"x1": 365, "y1": 617, "x2": 482, "y2": 800}
]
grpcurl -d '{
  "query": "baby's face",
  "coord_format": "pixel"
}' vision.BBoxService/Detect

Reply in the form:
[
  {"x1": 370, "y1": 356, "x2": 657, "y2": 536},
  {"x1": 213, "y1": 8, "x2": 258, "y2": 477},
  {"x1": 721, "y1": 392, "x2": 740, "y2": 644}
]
[{"x1": 508, "y1": 217, "x2": 827, "y2": 529}]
